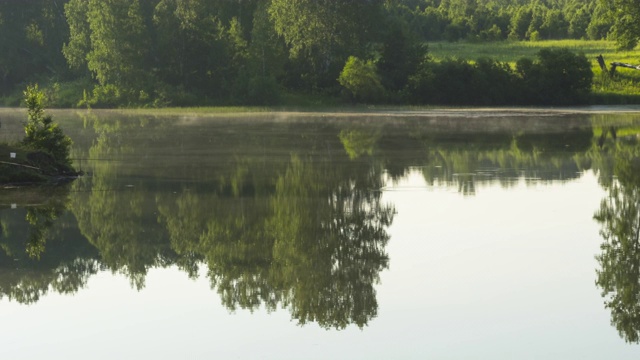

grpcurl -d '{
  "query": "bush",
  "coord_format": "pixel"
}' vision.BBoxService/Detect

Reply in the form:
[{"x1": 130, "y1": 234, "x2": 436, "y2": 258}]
[
  {"x1": 406, "y1": 48, "x2": 592, "y2": 106},
  {"x1": 377, "y1": 25, "x2": 428, "y2": 93},
  {"x1": 338, "y1": 56, "x2": 384, "y2": 102},
  {"x1": 406, "y1": 57, "x2": 517, "y2": 105},
  {"x1": 517, "y1": 48, "x2": 593, "y2": 105}
]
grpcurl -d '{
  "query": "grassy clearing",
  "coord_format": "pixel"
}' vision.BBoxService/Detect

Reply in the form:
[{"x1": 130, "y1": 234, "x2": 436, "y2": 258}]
[
  {"x1": 427, "y1": 40, "x2": 639, "y2": 65},
  {"x1": 428, "y1": 40, "x2": 640, "y2": 102}
]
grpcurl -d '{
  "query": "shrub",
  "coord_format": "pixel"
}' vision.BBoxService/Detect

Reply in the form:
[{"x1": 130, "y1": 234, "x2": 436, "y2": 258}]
[
  {"x1": 406, "y1": 57, "x2": 517, "y2": 105},
  {"x1": 407, "y1": 49, "x2": 592, "y2": 106},
  {"x1": 22, "y1": 85, "x2": 73, "y2": 168},
  {"x1": 377, "y1": 25, "x2": 428, "y2": 93},
  {"x1": 517, "y1": 48, "x2": 593, "y2": 105},
  {"x1": 338, "y1": 56, "x2": 384, "y2": 102}
]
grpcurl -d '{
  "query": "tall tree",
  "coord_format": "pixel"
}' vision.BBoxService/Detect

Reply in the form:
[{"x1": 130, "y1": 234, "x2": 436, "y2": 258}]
[
  {"x1": 601, "y1": 0, "x2": 640, "y2": 49},
  {"x1": 85, "y1": 0, "x2": 152, "y2": 90},
  {"x1": 268, "y1": 0, "x2": 383, "y2": 90},
  {"x1": 63, "y1": 0, "x2": 91, "y2": 72},
  {"x1": 0, "y1": 0, "x2": 70, "y2": 95}
]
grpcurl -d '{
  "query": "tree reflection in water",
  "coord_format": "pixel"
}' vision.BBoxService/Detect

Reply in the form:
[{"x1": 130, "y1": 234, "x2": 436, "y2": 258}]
[
  {"x1": 594, "y1": 128, "x2": 640, "y2": 343},
  {"x1": 0, "y1": 186, "x2": 100, "y2": 303},
  {"x1": 70, "y1": 114, "x2": 395, "y2": 329},
  {"x1": 6, "y1": 112, "x2": 640, "y2": 333},
  {"x1": 154, "y1": 154, "x2": 393, "y2": 329}
]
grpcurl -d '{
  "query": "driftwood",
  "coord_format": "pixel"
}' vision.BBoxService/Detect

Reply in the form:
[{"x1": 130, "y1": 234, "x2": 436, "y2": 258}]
[{"x1": 597, "y1": 55, "x2": 640, "y2": 76}]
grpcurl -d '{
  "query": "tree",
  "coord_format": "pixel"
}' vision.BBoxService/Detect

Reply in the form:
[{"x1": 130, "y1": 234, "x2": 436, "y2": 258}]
[
  {"x1": 338, "y1": 56, "x2": 384, "y2": 102},
  {"x1": 377, "y1": 23, "x2": 428, "y2": 93},
  {"x1": 85, "y1": 0, "x2": 152, "y2": 91},
  {"x1": 508, "y1": 6, "x2": 533, "y2": 40},
  {"x1": 602, "y1": 0, "x2": 640, "y2": 49},
  {"x1": 269, "y1": 0, "x2": 383, "y2": 90},
  {"x1": 22, "y1": 84, "x2": 73, "y2": 168},
  {"x1": 516, "y1": 49, "x2": 593, "y2": 105},
  {"x1": 153, "y1": 0, "x2": 240, "y2": 99},
  {"x1": 0, "y1": 1, "x2": 70, "y2": 96},
  {"x1": 63, "y1": 0, "x2": 91, "y2": 72}
]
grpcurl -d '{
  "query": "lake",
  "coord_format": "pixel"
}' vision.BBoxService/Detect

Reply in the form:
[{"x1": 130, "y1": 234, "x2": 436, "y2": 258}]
[{"x1": 1, "y1": 108, "x2": 640, "y2": 359}]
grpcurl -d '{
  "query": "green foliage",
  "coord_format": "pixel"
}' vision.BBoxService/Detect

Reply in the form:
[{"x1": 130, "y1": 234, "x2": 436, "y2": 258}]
[
  {"x1": 377, "y1": 24, "x2": 428, "y2": 93},
  {"x1": 428, "y1": 40, "x2": 640, "y2": 103},
  {"x1": 0, "y1": 0, "x2": 634, "y2": 106},
  {"x1": 269, "y1": 0, "x2": 383, "y2": 91},
  {"x1": 0, "y1": 1, "x2": 70, "y2": 96},
  {"x1": 63, "y1": 0, "x2": 91, "y2": 72},
  {"x1": 603, "y1": 0, "x2": 640, "y2": 49},
  {"x1": 406, "y1": 57, "x2": 519, "y2": 105},
  {"x1": 517, "y1": 48, "x2": 593, "y2": 105},
  {"x1": 405, "y1": 48, "x2": 592, "y2": 106},
  {"x1": 338, "y1": 56, "x2": 384, "y2": 102},
  {"x1": 22, "y1": 85, "x2": 73, "y2": 167}
]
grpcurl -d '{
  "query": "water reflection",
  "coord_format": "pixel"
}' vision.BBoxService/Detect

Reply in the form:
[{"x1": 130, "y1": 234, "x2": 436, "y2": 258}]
[
  {"x1": 69, "y1": 113, "x2": 394, "y2": 329},
  {"x1": 593, "y1": 124, "x2": 640, "y2": 343},
  {"x1": 2, "y1": 111, "x2": 640, "y2": 336},
  {"x1": 0, "y1": 186, "x2": 99, "y2": 303}
]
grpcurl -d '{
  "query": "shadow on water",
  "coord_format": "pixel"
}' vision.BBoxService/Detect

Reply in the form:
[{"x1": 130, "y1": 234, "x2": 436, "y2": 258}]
[{"x1": 3, "y1": 110, "x2": 640, "y2": 334}]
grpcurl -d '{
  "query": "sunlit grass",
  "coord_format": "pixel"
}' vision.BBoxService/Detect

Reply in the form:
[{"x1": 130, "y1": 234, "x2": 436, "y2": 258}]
[{"x1": 427, "y1": 40, "x2": 639, "y2": 64}]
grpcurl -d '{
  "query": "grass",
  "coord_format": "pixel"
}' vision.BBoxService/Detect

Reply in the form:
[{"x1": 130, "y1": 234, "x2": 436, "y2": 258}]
[
  {"x1": 427, "y1": 40, "x2": 640, "y2": 102},
  {"x1": 427, "y1": 40, "x2": 639, "y2": 65}
]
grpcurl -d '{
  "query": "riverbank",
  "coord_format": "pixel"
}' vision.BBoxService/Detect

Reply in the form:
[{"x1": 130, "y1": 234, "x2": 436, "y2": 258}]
[{"x1": 0, "y1": 144, "x2": 79, "y2": 185}]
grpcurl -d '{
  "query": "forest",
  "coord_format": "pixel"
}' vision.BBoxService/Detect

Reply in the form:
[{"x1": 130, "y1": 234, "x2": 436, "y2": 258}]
[{"x1": 0, "y1": 0, "x2": 638, "y2": 107}]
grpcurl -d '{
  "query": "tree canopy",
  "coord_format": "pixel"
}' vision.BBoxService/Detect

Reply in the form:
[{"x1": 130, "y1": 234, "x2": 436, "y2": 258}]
[{"x1": 0, "y1": 0, "x2": 626, "y2": 106}]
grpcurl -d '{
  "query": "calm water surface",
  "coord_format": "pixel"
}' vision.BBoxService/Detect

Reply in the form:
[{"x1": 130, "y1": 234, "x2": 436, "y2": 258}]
[{"x1": 1, "y1": 109, "x2": 640, "y2": 359}]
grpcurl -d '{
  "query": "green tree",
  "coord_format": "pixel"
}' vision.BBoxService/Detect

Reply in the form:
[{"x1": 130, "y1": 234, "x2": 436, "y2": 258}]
[
  {"x1": 601, "y1": 0, "x2": 640, "y2": 49},
  {"x1": 269, "y1": 0, "x2": 383, "y2": 90},
  {"x1": 63, "y1": 0, "x2": 91, "y2": 72},
  {"x1": 338, "y1": 56, "x2": 384, "y2": 102},
  {"x1": 516, "y1": 49, "x2": 593, "y2": 105},
  {"x1": 22, "y1": 85, "x2": 73, "y2": 168},
  {"x1": 508, "y1": 6, "x2": 533, "y2": 40},
  {"x1": 0, "y1": 1, "x2": 70, "y2": 96},
  {"x1": 377, "y1": 23, "x2": 428, "y2": 93},
  {"x1": 86, "y1": 0, "x2": 152, "y2": 93}
]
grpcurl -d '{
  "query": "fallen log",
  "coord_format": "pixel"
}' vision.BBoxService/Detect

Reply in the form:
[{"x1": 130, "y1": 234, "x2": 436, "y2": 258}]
[
  {"x1": 611, "y1": 62, "x2": 640, "y2": 74},
  {"x1": 595, "y1": 55, "x2": 640, "y2": 76}
]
